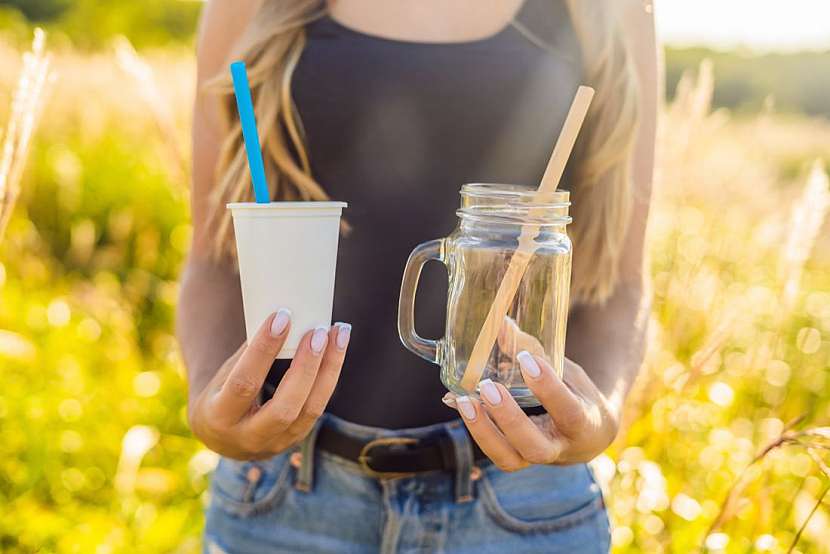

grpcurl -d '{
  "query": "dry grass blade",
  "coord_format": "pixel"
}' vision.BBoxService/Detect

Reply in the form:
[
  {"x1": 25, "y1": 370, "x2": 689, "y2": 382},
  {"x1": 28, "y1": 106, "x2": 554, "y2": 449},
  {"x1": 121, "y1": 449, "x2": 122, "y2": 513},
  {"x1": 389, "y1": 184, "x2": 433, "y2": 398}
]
[
  {"x1": 780, "y1": 160, "x2": 830, "y2": 310},
  {"x1": 807, "y1": 448, "x2": 830, "y2": 479},
  {"x1": 803, "y1": 427, "x2": 830, "y2": 440},
  {"x1": 0, "y1": 28, "x2": 53, "y2": 242},
  {"x1": 685, "y1": 298, "x2": 747, "y2": 387},
  {"x1": 794, "y1": 427, "x2": 830, "y2": 452},
  {"x1": 665, "y1": 59, "x2": 714, "y2": 162},
  {"x1": 669, "y1": 58, "x2": 714, "y2": 123},
  {"x1": 113, "y1": 36, "x2": 188, "y2": 188},
  {"x1": 701, "y1": 416, "x2": 805, "y2": 545},
  {"x1": 786, "y1": 484, "x2": 829, "y2": 554}
]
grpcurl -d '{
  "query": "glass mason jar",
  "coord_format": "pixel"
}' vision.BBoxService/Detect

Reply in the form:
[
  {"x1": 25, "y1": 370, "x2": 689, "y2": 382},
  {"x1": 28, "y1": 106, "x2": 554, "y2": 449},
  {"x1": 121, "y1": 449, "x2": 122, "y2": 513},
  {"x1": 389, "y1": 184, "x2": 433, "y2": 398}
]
[{"x1": 398, "y1": 184, "x2": 572, "y2": 407}]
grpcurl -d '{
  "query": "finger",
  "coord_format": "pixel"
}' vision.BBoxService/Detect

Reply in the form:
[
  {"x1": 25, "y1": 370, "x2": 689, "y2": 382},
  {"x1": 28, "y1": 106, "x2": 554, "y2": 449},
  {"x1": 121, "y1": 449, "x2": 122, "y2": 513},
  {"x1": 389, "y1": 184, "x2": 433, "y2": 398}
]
[
  {"x1": 212, "y1": 308, "x2": 292, "y2": 423},
  {"x1": 497, "y1": 316, "x2": 546, "y2": 359},
  {"x1": 244, "y1": 324, "x2": 330, "y2": 435},
  {"x1": 453, "y1": 394, "x2": 528, "y2": 472},
  {"x1": 477, "y1": 379, "x2": 562, "y2": 464},
  {"x1": 275, "y1": 323, "x2": 351, "y2": 445},
  {"x1": 517, "y1": 352, "x2": 591, "y2": 437},
  {"x1": 292, "y1": 322, "x2": 351, "y2": 430},
  {"x1": 209, "y1": 341, "x2": 246, "y2": 393}
]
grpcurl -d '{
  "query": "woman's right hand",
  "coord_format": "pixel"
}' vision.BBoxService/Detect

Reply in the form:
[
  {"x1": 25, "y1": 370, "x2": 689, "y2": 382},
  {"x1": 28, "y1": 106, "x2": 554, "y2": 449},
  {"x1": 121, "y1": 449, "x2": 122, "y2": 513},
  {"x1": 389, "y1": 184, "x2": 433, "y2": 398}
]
[{"x1": 188, "y1": 309, "x2": 351, "y2": 460}]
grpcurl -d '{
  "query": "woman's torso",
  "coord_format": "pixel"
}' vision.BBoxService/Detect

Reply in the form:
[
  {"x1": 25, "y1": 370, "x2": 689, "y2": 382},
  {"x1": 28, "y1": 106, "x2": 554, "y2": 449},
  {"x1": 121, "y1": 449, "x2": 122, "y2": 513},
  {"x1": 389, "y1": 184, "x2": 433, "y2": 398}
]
[{"x1": 264, "y1": 0, "x2": 582, "y2": 428}]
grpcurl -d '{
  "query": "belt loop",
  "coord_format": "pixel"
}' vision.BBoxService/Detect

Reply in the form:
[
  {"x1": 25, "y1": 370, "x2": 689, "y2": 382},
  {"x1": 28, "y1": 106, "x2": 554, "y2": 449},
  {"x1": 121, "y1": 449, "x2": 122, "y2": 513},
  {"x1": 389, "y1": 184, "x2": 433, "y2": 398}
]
[
  {"x1": 445, "y1": 421, "x2": 474, "y2": 503},
  {"x1": 295, "y1": 415, "x2": 325, "y2": 493}
]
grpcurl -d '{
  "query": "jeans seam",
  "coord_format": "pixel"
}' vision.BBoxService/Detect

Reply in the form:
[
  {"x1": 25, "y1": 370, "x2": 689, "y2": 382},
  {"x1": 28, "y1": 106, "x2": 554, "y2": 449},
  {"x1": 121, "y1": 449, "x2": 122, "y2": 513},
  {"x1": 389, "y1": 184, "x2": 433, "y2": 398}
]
[
  {"x1": 595, "y1": 496, "x2": 612, "y2": 553},
  {"x1": 203, "y1": 532, "x2": 231, "y2": 554},
  {"x1": 380, "y1": 480, "x2": 399, "y2": 554},
  {"x1": 296, "y1": 418, "x2": 325, "y2": 492},
  {"x1": 586, "y1": 462, "x2": 612, "y2": 552},
  {"x1": 478, "y1": 471, "x2": 606, "y2": 533},
  {"x1": 211, "y1": 457, "x2": 293, "y2": 518}
]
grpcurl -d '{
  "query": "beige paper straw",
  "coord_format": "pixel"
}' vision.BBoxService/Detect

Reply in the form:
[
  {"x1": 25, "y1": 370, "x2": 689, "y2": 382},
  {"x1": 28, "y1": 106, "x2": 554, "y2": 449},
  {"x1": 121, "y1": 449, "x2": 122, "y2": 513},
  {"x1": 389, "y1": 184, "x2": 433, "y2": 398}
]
[{"x1": 459, "y1": 86, "x2": 595, "y2": 391}]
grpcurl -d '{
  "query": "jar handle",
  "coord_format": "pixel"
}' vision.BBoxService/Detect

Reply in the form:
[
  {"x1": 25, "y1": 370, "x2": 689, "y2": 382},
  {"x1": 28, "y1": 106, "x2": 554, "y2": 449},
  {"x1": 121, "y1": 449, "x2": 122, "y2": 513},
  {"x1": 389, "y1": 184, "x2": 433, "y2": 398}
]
[{"x1": 397, "y1": 239, "x2": 445, "y2": 364}]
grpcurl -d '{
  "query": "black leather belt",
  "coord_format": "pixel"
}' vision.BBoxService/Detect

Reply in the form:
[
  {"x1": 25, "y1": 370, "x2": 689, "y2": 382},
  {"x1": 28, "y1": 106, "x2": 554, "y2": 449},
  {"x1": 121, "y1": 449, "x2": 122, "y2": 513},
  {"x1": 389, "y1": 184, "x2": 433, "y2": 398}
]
[{"x1": 315, "y1": 420, "x2": 489, "y2": 478}]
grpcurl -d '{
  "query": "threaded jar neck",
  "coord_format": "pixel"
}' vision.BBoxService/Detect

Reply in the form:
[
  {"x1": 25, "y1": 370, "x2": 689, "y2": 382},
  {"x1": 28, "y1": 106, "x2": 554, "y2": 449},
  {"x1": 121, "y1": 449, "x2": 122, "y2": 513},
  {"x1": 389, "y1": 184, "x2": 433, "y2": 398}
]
[{"x1": 457, "y1": 183, "x2": 571, "y2": 227}]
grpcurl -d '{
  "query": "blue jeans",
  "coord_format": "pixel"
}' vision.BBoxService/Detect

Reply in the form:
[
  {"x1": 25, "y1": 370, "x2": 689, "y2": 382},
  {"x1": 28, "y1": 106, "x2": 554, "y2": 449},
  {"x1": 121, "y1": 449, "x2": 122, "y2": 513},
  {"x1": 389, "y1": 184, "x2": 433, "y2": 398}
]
[{"x1": 204, "y1": 414, "x2": 610, "y2": 553}]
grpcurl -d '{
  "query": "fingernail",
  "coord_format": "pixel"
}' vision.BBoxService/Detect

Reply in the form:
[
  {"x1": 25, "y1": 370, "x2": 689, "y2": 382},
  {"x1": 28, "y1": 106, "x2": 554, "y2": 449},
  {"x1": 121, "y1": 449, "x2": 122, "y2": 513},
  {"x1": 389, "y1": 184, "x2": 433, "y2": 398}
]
[
  {"x1": 442, "y1": 393, "x2": 458, "y2": 408},
  {"x1": 479, "y1": 379, "x2": 502, "y2": 405},
  {"x1": 270, "y1": 308, "x2": 291, "y2": 337},
  {"x1": 311, "y1": 325, "x2": 329, "y2": 354},
  {"x1": 517, "y1": 350, "x2": 541, "y2": 378},
  {"x1": 335, "y1": 322, "x2": 351, "y2": 350},
  {"x1": 456, "y1": 396, "x2": 477, "y2": 420}
]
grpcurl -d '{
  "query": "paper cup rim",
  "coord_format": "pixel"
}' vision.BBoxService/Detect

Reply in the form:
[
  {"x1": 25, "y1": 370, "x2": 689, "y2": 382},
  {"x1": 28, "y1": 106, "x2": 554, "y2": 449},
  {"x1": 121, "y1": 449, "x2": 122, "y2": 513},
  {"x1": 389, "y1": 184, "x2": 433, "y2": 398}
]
[{"x1": 227, "y1": 201, "x2": 347, "y2": 211}]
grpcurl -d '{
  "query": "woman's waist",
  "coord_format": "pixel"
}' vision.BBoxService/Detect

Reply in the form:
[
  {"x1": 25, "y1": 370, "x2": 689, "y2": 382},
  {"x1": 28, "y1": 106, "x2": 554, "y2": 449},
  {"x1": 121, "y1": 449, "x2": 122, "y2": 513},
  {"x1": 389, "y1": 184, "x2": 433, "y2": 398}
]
[{"x1": 211, "y1": 412, "x2": 604, "y2": 534}]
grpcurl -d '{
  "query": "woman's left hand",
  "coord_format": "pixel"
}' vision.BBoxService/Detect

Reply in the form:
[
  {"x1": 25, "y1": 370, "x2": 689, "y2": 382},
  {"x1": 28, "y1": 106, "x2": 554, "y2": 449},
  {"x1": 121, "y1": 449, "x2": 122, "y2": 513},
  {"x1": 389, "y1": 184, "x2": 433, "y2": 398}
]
[{"x1": 444, "y1": 353, "x2": 619, "y2": 470}]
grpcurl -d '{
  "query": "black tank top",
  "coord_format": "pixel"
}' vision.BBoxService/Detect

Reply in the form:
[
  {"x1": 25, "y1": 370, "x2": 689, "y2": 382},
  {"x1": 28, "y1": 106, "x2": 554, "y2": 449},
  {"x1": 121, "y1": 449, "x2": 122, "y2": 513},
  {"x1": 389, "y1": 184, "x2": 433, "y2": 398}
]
[{"x1": 264, "y1": 0, "x2": 583, "y2": 429}]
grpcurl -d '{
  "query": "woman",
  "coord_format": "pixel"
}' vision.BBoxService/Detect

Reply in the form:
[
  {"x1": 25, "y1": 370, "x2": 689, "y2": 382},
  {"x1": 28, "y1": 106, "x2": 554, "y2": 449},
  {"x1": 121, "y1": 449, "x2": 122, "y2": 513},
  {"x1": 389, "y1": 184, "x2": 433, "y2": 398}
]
[{"x1": 178, "y1": 0, "x2": 658, "y2": 552}]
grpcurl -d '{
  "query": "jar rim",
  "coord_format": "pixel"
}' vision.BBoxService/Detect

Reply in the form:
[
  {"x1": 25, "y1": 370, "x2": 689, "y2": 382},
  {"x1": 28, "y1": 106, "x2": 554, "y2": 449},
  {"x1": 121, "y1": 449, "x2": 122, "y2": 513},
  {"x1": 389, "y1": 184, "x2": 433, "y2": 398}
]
[
  {"x1": 458, "y1": 183, "x2": 571, "y2": 226},
  {"x1": 460, "y1": 183, "x2": 570, "y2": 206}
]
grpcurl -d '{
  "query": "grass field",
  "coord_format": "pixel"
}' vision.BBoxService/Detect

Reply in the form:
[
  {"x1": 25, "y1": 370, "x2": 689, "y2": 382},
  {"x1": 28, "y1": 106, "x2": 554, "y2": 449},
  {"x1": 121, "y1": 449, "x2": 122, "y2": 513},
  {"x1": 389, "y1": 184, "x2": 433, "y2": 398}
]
[{"x1": 0, "y1": 38, "x2": 829, "y2": 553}]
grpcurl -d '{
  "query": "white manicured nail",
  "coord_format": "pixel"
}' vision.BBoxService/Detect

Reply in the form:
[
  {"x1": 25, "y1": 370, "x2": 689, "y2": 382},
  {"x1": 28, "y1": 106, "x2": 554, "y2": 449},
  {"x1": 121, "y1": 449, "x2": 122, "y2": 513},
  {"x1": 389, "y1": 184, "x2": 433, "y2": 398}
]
[
  {"x1": 517, "y1": 350, "x2": 541, "y2": 378},
  {"x1": 335, "y1": 322, "x2": 351, "y2": 350},
  {"x1": 479, "y1": 379, "x2": 502, "y2": 405},
  {"x1": 270, "y1": 308, "x2": 291, "y2": 337},
  {"x1": 456, "y1": 396, "x2": 477, "y2": 420},
  {"x1": 310, "y1": 326, "x2": 329, "y2": 354},
  {"x1": 441, "y1": 393, "x2": 458, "y2": 408}
]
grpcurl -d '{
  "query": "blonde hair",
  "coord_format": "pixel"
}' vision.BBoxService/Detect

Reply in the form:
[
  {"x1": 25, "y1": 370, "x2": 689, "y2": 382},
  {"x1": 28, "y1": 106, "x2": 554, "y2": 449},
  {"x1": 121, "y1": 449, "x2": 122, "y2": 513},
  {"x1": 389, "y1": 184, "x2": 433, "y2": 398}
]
[{"x1": 207, "y1": 0, "x2": 639, "y2": 305}]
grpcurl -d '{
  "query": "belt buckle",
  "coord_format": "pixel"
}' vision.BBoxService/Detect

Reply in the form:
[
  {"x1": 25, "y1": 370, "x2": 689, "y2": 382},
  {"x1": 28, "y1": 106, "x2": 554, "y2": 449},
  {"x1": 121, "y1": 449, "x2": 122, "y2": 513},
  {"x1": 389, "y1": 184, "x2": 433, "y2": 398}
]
[{"x1": 358, "y1": 437, "x2": 419, "y2": 479}]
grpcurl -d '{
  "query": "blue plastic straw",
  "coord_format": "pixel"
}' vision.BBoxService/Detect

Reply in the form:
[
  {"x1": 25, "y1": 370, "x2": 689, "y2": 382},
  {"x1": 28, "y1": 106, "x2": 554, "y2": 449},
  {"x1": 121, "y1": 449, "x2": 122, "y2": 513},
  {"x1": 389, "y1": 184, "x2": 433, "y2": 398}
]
[{"x1": 230, "y1": 61, "x2": 270, "y2": 203}]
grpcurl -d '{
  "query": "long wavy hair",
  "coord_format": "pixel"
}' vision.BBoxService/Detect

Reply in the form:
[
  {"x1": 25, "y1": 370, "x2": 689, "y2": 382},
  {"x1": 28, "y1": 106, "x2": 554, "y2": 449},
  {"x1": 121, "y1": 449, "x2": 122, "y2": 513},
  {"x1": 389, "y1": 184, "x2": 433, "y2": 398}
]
[{"x1": 205, "y1": 0, "x2": 639, "y2": 305}]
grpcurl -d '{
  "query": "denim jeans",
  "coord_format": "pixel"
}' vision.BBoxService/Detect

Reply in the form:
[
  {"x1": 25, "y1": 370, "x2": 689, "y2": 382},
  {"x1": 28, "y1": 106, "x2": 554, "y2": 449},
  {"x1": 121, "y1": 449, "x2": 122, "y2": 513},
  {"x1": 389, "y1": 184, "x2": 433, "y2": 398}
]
[{"x1": 204, "y1": 414, "x2": 610, "y2": 554}]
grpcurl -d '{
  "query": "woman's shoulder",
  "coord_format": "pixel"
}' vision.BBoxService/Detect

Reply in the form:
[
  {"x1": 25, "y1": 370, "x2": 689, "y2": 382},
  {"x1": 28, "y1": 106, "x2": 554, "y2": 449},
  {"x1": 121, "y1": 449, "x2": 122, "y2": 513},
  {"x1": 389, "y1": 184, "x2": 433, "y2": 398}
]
[
  {"x1": 196, "y1": 0, "x2": 261, "y2": 79},
  {"x1": 618, "y1": 0, "x2": 656, "y2": 36}
]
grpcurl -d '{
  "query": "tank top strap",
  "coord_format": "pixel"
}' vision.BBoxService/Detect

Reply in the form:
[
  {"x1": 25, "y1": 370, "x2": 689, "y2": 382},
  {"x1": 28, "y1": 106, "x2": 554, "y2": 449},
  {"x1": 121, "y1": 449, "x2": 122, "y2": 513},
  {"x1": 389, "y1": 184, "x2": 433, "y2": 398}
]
[{"x1": 511, "y1": 0, "x2": 580, "y2": 63}]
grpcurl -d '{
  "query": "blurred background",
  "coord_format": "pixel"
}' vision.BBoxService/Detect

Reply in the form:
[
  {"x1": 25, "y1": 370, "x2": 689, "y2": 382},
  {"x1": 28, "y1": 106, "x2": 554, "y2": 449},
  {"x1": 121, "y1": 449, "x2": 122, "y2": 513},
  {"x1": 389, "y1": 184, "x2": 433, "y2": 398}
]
[{"x1": 0, "y1": 1, "x2": 828, "y2": 552}]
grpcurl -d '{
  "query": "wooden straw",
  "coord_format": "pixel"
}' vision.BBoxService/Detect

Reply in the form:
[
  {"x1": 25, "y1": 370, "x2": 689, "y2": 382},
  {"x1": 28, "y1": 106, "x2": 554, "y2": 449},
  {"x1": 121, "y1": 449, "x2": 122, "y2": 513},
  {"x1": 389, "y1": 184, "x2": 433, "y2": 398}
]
[{"x1": 459, "y1": 86, "x2": 595, "y2": 391}]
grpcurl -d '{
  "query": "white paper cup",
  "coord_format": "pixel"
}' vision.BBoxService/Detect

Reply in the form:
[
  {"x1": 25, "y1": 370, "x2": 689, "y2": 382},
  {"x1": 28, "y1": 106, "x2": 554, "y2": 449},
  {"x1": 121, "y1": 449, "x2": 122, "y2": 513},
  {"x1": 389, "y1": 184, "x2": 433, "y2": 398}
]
[{"x1": 228, "y1": 201, "x2": 347, "y2": 358}]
